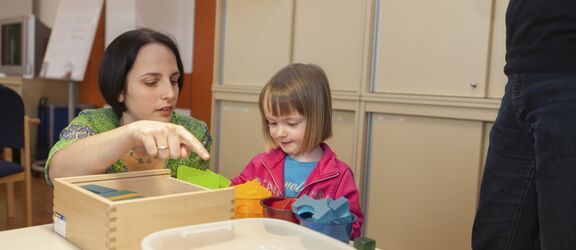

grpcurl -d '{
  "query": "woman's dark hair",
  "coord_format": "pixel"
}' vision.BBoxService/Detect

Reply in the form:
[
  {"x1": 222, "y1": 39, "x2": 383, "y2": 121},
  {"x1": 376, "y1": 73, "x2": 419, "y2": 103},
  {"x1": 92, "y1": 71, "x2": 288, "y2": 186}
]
[{"x1": 99, "y1": 28, "x2": 184, "y2": 118}]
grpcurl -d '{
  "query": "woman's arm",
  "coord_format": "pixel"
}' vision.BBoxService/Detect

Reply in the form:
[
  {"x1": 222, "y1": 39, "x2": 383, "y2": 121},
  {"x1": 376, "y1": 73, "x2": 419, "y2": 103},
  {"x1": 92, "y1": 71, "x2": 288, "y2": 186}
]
[{"x1": 48, "y1": 120, "x2": 209, "y2": 183}]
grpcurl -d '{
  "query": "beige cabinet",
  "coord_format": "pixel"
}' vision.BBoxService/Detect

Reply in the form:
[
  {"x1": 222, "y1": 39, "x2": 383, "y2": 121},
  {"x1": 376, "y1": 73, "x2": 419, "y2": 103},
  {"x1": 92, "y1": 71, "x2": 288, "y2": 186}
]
[
  {"x1": 220, "y1": 0, "x2": 292, "y2": 86},
  {"x1": 373, "y1": 0, "x2": 493, "y2": 97},
  {"x1": 324, "y1": 110, "x2": 356, "y2": 169},
  {"x1": 214, "y1": 101, "x2": 263, "y2": 179},
  {"x1": 366, "y1": 114, "x2": 483, "y2": 249},
  {"x1": 487, "y1": 0, "x2": 509, "y2": 98},
  {"x1": 293, "y1": 0, "x2": 369, "y2": 92},
  {"x1": 212, "y1": 0, "x2": 506, "y2": 248}
]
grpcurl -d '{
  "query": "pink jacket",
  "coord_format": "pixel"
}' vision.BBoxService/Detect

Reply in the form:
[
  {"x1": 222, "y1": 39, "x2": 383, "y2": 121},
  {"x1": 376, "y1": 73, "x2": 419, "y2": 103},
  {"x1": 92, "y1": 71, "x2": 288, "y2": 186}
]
[{"x1": 231, "y1": 143, "x2": 364, "y2": 239}]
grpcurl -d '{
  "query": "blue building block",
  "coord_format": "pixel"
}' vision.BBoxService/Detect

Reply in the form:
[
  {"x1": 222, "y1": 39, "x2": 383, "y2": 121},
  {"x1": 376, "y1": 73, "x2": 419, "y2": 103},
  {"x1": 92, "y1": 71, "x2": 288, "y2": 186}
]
[
  {"x1": 291, "y1": 195, "x2": 316, "y2": 218},
  {"x1": 82, "y1": 184, "x2": 116, "y2": 194},
  {"x1": 292, "y1": 195, "x2": 334, "y2": 223},
  {"x1": 329, "y1": 197, "x2": 351, "y2": 222},
  {"x1": 313, "y1": 198, "x2": 335, "y2": 223}
]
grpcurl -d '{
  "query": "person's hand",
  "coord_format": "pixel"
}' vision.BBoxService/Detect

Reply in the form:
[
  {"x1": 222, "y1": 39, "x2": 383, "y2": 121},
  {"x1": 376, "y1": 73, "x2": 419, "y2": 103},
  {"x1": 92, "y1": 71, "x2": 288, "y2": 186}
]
[{"x1": 126, "y1": 120, "x2": 209, "y2": 160}]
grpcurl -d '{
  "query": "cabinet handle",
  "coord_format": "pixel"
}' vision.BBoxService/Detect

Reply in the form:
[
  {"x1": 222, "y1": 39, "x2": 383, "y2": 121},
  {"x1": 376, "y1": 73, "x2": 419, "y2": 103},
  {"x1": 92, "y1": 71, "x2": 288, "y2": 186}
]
[{"x1": 470, "y1": 82, "x2": 478, "y2": 88}]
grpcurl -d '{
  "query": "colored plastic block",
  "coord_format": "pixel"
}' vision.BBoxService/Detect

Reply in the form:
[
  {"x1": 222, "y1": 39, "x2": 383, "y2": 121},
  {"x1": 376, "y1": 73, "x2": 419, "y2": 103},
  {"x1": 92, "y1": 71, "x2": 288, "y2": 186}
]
[
  {"x1": 353, "y1": 236, "x2": 376, "y2": 250},
  {"x1": 328, "y1": 197, "x2": 349, "y2": 216},
  {"x1": 81, "y1": 184, "x2": 116, "y2": 194},
  {"x1": 177, "y1": 166, "x2": 231, "y2": 189},
  {"x1": 291, "y1": 195, "x2": 333, "y2": 222},
  {"x1": 313, "y1": 199, "x2": 335, "y2": 223},
  {"x1": 232, "y1": 180, "x2": 272, "y2": 218},
  {"x1": 100, "y1": 190, "x2": 144, "y2": 201},
  {"x1": 291, "y1": 195, "x2": 316, "y2": 218},
  {"x1": 233, "y1": 180, "x2": 271, "y2": 199},
  {"x1": 99, "y1": 190, "x2": 134, "y2": 198},
  {"x1": 293, "y1": 196, "x2": 355, "y2": 224},
  {"x1": 329, "y1": 197, "x2": 351, "y2": 222}
]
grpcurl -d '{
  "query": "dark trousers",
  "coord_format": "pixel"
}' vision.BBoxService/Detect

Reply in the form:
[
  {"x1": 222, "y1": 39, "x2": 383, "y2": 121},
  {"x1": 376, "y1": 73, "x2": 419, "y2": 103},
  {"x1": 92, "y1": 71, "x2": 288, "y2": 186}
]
[{"x1": 473, "y1": 73, "x2": 576, "y2": 250}]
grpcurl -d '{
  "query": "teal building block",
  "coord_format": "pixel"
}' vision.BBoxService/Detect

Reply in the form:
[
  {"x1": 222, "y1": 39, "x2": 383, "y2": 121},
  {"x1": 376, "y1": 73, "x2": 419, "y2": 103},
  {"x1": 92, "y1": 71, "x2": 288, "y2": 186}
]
[
  {"x1": 329, "y1": 196, "x2": 352, "y2": 222},
  {"x1": 291, "y1": 195, "x2": 316, "y2": 218},
  {"x1": 81, "y1": 184, "x2": 116, "y2": 194},
  {"x1": 313, "y1": 198, "x2": 334, "y2": 223},
  {"x1": 292, "y1": 195, "x2": 333, "y2": 223}
]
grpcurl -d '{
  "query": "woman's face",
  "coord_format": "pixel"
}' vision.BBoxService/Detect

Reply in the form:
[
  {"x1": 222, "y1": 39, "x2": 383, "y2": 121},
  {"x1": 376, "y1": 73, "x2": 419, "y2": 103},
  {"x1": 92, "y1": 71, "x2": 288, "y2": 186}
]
[{"x1": 119, "y1": 43, "x2": 180, "y2": 124}]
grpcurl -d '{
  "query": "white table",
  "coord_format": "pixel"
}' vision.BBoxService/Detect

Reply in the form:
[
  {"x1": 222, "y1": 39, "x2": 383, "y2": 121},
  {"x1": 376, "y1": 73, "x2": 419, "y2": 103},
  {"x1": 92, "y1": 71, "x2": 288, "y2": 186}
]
[
  {"x1": 0, "y1": 223, "x2": 379, "y2": 250},
  {"x1": 0, "y1": 224, "x2": 79, "y2": 250}
]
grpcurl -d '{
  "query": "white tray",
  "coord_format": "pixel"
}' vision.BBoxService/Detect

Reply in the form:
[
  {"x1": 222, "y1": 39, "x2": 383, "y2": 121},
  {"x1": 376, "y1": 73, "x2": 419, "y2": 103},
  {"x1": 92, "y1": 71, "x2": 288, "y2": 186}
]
[{"x1": 141, "y1": 218, "x2": 355, "y2": 250}]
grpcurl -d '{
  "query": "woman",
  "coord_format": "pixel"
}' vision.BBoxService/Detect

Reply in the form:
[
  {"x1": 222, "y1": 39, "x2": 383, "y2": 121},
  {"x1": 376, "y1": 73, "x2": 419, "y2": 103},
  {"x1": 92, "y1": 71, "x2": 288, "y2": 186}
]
[{"x1": 45, "y1": 28, "x2": 210, "y2": 185}]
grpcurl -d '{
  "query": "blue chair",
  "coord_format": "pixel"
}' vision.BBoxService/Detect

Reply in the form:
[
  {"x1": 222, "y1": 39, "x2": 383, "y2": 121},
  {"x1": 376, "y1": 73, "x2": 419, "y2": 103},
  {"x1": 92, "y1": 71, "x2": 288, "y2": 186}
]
[{"x1": 0, "y1": 84, "x2": 40, "y2": 226}]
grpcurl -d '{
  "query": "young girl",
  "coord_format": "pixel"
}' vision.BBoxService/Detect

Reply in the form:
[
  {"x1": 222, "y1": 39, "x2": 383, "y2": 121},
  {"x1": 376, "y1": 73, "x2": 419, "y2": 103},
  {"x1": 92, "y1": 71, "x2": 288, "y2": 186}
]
[{"x1": 231, "y1": 63, "x2": 364, "y2": 239}]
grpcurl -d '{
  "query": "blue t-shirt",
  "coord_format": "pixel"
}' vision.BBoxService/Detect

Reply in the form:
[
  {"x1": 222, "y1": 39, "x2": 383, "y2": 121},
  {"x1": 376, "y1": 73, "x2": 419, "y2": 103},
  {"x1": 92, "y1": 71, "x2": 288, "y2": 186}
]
[{"x1": 284, "y1": 156, "x2": 317, "y2": 197}]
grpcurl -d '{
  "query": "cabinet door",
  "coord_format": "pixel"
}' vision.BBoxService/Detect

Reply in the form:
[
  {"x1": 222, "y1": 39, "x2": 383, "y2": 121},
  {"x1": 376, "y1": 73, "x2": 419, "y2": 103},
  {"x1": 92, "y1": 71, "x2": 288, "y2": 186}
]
[
  {"x1": 487, "y1": 0, "x2": 508, "y2": 99},
  {"x1": 366, "y1": 114, "x2": 483, "y2": 249},
  {"x1": 325, "y1": 110, "x2": 356, "y2": 169},
  {"x1": 293, "y1": 0, "x2": 368, "y2": 92},
  {"x1": 373, "y1": 0, "x2": 493, "y2": 97},
  {"x1": 221, "y1": 0, "x2": 292, "y2": 86},
  {"x1": 214, "y1": 101, "x2": 263, "y2": 179}
]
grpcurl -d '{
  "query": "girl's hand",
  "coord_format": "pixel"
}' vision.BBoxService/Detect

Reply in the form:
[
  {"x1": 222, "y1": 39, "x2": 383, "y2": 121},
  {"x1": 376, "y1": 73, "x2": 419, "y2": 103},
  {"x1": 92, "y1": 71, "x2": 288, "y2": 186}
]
[{"x1": 127, "y1": 120, "x2": 210, "y2": 160}]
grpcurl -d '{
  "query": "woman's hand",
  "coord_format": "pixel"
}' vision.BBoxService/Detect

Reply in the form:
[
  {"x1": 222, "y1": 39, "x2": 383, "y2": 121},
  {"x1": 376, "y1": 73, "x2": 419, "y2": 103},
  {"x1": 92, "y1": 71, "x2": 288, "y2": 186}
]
[{"x1": 127, "y1": 120, "x2": 210, "y2": 160}]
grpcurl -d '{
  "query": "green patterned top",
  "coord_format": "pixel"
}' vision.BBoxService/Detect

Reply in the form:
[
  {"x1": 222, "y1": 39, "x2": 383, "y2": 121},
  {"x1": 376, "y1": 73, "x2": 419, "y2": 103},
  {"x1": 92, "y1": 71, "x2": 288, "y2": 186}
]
[{"x1": 45, "y1": 108, "x2": 211, "y2": 186}]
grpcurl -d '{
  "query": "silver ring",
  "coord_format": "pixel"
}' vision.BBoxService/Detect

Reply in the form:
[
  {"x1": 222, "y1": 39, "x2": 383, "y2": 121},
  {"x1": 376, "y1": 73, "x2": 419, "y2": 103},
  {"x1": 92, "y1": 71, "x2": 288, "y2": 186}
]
[{"x1": 157, "y1": 145, "x2": 169, "y2": 150}]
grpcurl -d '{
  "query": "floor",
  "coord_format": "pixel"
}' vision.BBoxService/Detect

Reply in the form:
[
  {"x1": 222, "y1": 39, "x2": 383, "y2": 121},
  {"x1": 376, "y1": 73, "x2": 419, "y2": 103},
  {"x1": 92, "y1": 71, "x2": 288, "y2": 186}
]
[{"x1": 0, "y1": 174, "x2": 53, "y2": 231}]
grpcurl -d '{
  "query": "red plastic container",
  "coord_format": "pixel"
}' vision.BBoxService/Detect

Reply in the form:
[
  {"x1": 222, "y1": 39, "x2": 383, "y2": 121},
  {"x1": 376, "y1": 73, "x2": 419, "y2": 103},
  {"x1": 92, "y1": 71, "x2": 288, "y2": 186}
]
[{"x1": 260, "y1": 197, "x2": 299, "y2": 223}]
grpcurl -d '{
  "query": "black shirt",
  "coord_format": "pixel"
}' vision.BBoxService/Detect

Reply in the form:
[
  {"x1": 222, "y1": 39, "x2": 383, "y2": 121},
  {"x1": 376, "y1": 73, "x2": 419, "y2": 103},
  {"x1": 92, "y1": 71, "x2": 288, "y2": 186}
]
[{"x1": 505, "y1": 0, "x2": 576, "y2": 75}]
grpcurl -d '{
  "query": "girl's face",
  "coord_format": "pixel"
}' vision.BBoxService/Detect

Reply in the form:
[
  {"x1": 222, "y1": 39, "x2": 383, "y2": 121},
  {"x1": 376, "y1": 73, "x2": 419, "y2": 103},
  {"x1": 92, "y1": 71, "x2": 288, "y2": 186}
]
[
  {"x1": 119, "y1": 43, "x2": 180, "y2": 124},
  {"x1": 264, "y1": 106, "x2": 307, "y2": 158}
]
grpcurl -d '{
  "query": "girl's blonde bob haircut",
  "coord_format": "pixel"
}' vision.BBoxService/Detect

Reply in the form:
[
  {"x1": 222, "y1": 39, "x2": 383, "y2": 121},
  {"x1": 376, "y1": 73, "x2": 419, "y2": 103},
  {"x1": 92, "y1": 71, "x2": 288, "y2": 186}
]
[{"x1": 258, "y1": 63, "x2": 332, "y2": 154}]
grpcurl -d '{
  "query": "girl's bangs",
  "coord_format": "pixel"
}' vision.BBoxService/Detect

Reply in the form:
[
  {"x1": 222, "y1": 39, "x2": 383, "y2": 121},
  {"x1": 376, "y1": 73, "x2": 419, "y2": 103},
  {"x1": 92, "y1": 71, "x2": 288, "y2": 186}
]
[{"x1": 265, "y1": 90, "x2": 300, "y2": 117}]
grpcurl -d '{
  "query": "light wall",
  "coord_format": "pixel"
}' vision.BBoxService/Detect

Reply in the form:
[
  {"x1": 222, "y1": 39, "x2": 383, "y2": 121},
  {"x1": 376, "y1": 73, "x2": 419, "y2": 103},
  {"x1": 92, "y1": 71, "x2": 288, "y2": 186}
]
[
  {"x1": 0, "y1": 0, "x2": 60, "y2": 27},
  {"x1": 0, "y1": 0, "x2": 32, "y2": 19},
  {"x1": 105, "y1": 0, "x2": 195, "y2": 73},
  {"x1": 34, "y1": 0, "x2": 59, "y2": 27}
]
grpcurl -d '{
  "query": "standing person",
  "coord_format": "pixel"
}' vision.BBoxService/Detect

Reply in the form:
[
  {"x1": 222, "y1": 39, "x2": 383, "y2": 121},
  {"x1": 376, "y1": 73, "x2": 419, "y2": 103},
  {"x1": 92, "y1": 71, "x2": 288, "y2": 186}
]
[
  {"x1": 45, "y1": 28, "x2": 211, "y2": 186},
  {"x1": 472, "y1": 1, "x2": 576, "y2": 249},
  {"x1": 231, "y1": 63, "x2": 364, "y2": 239}
]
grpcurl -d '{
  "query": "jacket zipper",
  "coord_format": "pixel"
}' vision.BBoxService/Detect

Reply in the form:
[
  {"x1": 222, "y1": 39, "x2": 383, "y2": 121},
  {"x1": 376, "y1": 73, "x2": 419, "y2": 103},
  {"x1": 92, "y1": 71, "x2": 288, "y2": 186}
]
[
  {"x1": 262, "y1": 160, "x2": 281, "y2": 196},
  {"x1": 297, "y1": 172, "x2": 339, "y2": 198}
]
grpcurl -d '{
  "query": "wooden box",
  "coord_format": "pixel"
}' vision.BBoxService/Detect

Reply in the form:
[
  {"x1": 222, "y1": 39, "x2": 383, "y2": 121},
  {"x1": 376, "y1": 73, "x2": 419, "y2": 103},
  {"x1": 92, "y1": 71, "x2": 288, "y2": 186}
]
[{"x1": 52, "y1": 169, "x2": 234, "y2": 250}]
